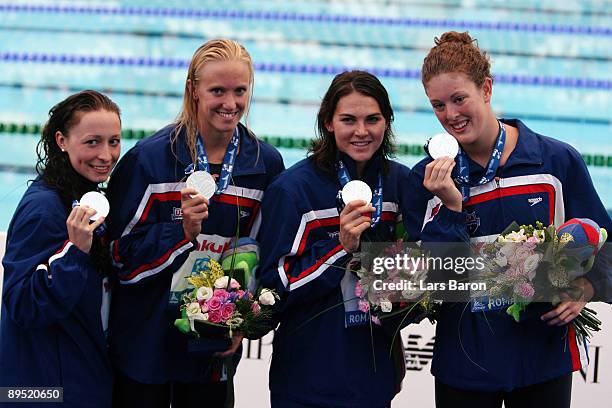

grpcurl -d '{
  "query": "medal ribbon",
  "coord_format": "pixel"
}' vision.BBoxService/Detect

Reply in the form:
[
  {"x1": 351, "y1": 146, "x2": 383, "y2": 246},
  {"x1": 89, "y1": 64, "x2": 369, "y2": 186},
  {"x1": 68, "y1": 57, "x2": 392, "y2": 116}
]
[
  {"x1": 337, "y1": 160, "x2": 383, "y2": 228},
  {"x1": 184, "y1": 127, "x2": 240, "y2": 194},
  {"x1": 454, "y1": 120, "x2": 506, "y2": 201}
]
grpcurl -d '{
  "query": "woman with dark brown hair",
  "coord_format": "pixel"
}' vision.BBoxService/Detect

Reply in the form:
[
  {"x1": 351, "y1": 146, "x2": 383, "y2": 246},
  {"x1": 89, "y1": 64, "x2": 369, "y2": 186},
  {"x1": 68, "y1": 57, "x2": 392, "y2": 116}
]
[
  {"x1": 259, "y1": 70, "x2": 410, "y2": 407},
  {"x1": 1, "y1": 90, "x2": 121, "y2": 407}
]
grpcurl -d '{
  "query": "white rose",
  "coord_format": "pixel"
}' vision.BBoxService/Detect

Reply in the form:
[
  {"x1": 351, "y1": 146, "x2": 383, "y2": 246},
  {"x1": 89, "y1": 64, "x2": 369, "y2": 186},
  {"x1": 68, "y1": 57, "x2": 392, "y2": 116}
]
[
  {"x1": 494, "y1": 254, "x2": 508, "y2": 267},
  {"x1": 259, "y1": 289, "x2": 276, "y2": 306},
  {"x1": 196, "y1": 286, "x2": 213, "y2": 301},
  {"x1": 186, "y1": 302, "x2": 202, "y2": 317},
  {"x1": 380, "y1": 300, "x2": 393, "y2": 313},
  {"x1": 523, "y1": 253, "x2": 542, "y2": 279},
  {"x1": 506, "y1": 229, "x2": 527, "y2": 242},
  {"x1": 214, "y1": 276, "x2": 230, "y2": 289},
  {"x1": 188, "y1": 312, "x2": 209, "y2": 332},
  {"x1": 500, "y1": 243, "x2": 517, "y2": 260},
  {"x1": 194, "y1": 312, "x2": 208, "y2": 322},
  {"x1": 214, "y1": 276, "x2": 240, "y2": 289}
]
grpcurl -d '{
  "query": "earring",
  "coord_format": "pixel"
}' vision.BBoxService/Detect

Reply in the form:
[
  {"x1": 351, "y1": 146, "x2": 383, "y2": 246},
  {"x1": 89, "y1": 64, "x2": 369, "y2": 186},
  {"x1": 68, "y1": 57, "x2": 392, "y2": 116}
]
[{"x1": 61, "y1": 148, "x2": 66, "y2": 152}]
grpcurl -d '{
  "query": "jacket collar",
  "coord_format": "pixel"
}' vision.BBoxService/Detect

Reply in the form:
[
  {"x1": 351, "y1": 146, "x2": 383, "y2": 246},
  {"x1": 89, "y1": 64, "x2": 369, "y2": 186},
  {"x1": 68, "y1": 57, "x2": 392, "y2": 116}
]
[
  {"x1": 500, "y1": 118, "x2": 543, "y2": 168},
  {"x1": 466, "y1": 118, "x2": 543, "y2": 176},
  {"x1": 337, "y1": 151, "x2": 382, "y2": 187},
  {"x1": 175, "y1": 123, "x2": 267, "y2": 177}
]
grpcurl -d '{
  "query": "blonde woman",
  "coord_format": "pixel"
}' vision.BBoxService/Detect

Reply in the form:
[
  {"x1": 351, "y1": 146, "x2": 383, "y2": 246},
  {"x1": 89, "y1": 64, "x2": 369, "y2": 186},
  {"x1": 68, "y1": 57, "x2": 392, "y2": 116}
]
[{"x1": 107, "y1": 39, "x2": 284, "y2": 407}]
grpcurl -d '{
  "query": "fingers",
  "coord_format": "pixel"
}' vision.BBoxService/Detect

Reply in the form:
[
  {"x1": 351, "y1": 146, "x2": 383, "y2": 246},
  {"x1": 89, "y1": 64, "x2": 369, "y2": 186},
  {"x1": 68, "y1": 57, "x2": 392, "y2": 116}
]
[
  {"x1": 90, "y1": 215, "x2": 106, "y2": 231},
  {"x1": 340, "y1": 202, "x2": 373, "y2": 233},
  {"x1": 66, "y1": 205, "x2": 98, "y2": 254},
  {"x1": 339, "y1": 201, "x2": 373, "y2": 252},
  {"x1": 181, "y1": 188, "x2": 209, "y2": 241},
  {"x1": 68, "y1": 206, "x2": 97, "y2": 227},
  {"x1": 541, "y1": 301, "x2": 584, "y2": 326},
  {"x1": 425, "y1": 157, "x2": 455, "y2": 185},
  {"x1": 341, "y1": 201, "x2": 374, "y2": 223},
  {"x1": 423, "y1": 157, "x2": 462, "y2": 211},
  {"x1": 181, "y1": 190, "x2": 209, "y2": 214}
]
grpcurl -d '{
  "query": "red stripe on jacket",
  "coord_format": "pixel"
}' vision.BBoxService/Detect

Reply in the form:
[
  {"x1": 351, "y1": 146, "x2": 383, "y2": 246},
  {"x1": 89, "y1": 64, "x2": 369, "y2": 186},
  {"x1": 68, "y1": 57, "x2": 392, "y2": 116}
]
[
  {"x1": 121, "y1": 237, "x2": 191, "y2": 281},
  {"x1": 464, "y1": 184, "x2": 556, "y2": 225},
  {"x1": 288, "y1": 244, "x2": 345, "y2": 284}
]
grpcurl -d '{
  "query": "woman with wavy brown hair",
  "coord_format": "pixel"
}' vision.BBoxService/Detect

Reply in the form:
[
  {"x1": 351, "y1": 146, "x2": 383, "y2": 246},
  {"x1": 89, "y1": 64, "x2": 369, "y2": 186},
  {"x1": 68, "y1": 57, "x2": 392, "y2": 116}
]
[{"x1": 1, "y1": 90, "x2": 121, "y2": 407}]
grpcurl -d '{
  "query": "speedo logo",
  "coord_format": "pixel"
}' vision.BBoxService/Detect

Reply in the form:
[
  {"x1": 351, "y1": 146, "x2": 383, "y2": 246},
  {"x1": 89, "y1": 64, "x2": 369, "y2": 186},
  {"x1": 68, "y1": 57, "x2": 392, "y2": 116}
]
[{"x1": 528, "y1": 197, "x2": 543, "y2": 206}]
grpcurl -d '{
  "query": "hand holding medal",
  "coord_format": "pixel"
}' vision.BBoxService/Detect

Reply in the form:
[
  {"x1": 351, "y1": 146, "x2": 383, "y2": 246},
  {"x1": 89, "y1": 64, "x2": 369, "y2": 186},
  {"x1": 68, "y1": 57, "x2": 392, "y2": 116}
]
[
  {"x1": 341, "y1": 180, "x2": 372, "y2": 206},
  {"x1": 423, "y1": 133, "x2": 463, "y2": 212},
  {"x1": 339, "y1": 180, "x2": 375, "y2": 253},
  {"x1": 425, "y1": 133, "x2": 459, "y2": 160},
  {"x1": 67, "y1": 191, "x2": 109, "y2": 253},
  {"x1": 181, "y1": 171, "x2": 215, "y2": 241},
  {"x1": 186, "y1": 170, "x2": 216, "y2": 200}
]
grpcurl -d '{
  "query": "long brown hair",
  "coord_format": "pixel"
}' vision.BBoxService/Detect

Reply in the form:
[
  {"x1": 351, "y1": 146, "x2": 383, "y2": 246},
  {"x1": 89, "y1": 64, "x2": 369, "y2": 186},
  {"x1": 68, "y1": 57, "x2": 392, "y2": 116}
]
[
  {"x1": 36, "y1": 90, "x2": 121, "y2": 275},
  {"x1": 36, "y1": 90, "x2": 121, "y2": 207}
]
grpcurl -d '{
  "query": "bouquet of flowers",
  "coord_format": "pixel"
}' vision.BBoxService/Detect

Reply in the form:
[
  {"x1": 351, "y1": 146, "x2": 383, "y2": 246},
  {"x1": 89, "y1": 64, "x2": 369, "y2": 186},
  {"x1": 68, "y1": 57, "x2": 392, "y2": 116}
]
[
  {"x1": 174, "y1": 257, "x2": 279, "y2": 340},
  {"x1": 473, "y1": 218, "x2": 607, "y2": 339},
  {"x1": 354, "y1": 241, "x2": 440, "y2": 332}
]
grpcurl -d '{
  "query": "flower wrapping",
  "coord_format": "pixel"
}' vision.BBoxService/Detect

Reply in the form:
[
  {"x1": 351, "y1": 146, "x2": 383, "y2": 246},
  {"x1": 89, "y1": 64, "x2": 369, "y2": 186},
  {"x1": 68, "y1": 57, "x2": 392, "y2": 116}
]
[
  {"x1": 174, "y1": 258, "x2": 279, "y2": 340},
  {"x1": 472, "y1": 219, "x2": 607, "y2": 338}
]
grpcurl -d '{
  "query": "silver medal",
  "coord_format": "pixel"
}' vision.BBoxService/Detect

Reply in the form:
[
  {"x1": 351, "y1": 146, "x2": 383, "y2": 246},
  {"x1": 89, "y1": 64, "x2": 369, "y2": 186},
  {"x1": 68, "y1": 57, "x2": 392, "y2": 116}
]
[
  {"x1": 341, "y1": 180, "x2": 372, "y2": 205},
  {"x1": 427, "y1": 133, "x2": 459, "y2": 159},
  {"x1": 186, "y1": 170, "x2": 216, "y2": 200},
  {"x1": 79, "y1": 191, "x2": 110, "y2": 221}
]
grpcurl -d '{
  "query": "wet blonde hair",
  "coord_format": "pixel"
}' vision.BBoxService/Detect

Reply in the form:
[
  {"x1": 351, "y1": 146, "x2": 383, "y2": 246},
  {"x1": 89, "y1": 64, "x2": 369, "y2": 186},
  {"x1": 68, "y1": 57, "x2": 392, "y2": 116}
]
[{"x1": 174, "y1": 39, "x2": 254, "y2": 163}]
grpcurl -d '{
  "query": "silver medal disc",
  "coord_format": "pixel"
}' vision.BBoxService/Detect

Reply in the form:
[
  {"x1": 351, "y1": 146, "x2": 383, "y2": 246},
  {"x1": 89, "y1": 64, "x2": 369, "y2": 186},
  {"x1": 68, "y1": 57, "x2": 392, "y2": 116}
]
[
  {"x1": 79, "y1": 191, "x2": 110, "y2": 221},
  {"x1": 341, "y1": 180, "x2": 372, "y2": 205},
  {"x1": 428, "y1": 133, "x2": 459, "y2": 159},
  {"x1": 186, "y1": 170, "x2": 216, "y2": 200}
]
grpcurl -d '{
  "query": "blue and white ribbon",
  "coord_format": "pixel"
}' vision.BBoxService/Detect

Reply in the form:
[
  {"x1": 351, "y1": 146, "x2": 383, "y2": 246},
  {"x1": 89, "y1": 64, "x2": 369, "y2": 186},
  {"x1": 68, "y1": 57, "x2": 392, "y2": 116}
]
[
  {"x1": 184, "y1": 127, "x2": 240, "y2": 194},
  {"x1": 337, "y1": 160, "x2": 383, "y2": 228},
  {"x1": 454, "y1": 120, "x2": 506, "y2": 201}
]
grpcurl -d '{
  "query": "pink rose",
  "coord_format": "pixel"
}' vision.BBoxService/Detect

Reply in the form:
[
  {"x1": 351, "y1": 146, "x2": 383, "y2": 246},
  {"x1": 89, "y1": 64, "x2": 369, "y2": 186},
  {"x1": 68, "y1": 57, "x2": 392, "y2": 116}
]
[
  {"x1": 220, "y1": 303, "x2": 235, "y2": 321},
  {"x1": 358, "y1": 299, "x2": 370, "y2": 313},
  {"x1": 198, "y1": 300, "x2": 209, "y2": 313},
  {"x1": 207, "y1": 296, "x2": 222, "y2": 311},
  {"x1": 236, "y1": 290, "x2": 245, "y2": 299},
  {"x1": 514, "y1": 245, "x2": 534, "y2": 262},
  {"x1": 355, "y1": 281, "x2": 363, "y2": 297},
  {"x1": 214, "y1": 289, "x2": 230, "y2": 302},
  {"x1": 371, "y1": 315, "x2": 381, "y2": 326},
  {"x1": 230, "y1": 279, "x2": 241, "y2": 289},
  {"x1": 208, "y1": 309, "x2": 222, "y2": 323},
  {"x1": 251, "y1": 301, "x2": 261, "y2": 314},
  {"x1": 514, "y1": 282, "x2": 535, "y2": 300}
]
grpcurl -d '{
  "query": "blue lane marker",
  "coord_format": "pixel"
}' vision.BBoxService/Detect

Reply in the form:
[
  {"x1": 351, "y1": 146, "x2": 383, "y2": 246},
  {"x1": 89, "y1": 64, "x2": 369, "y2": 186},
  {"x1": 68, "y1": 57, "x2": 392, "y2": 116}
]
[
  {"x1": 0, "y1": 4, "x2": 610, "y2": 36},
  {"x1": 0, "y1": 51, "x2": 610, "y2": 90}
]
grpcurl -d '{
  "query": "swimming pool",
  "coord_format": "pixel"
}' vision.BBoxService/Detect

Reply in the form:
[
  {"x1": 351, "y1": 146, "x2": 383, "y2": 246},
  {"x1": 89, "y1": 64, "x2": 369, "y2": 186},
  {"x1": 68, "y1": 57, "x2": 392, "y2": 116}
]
[{"x1": 0, "y1": 0, "x2": 610, "y2": 230}]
